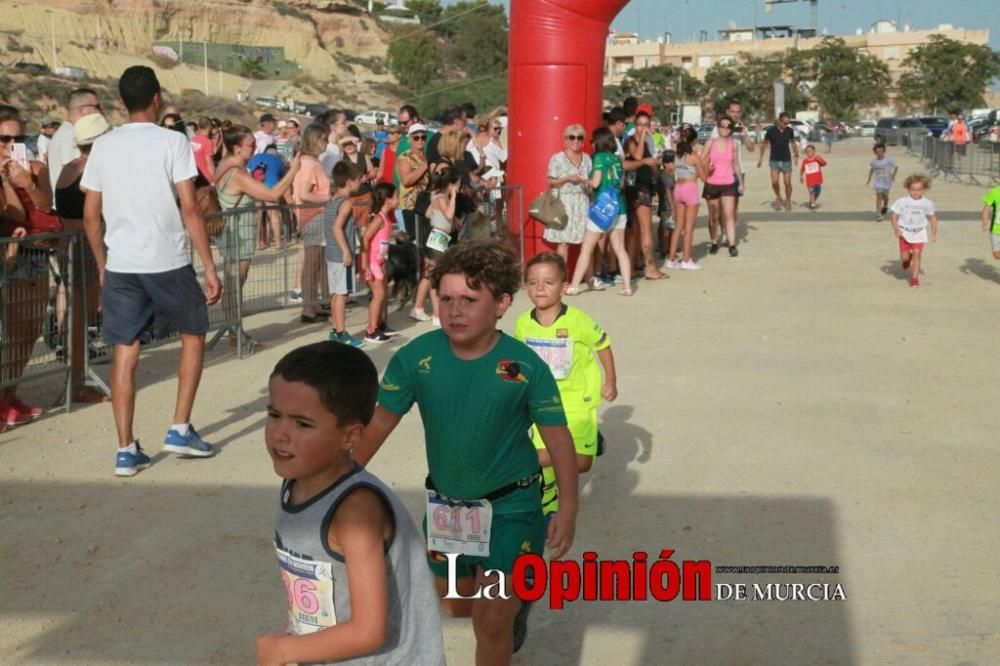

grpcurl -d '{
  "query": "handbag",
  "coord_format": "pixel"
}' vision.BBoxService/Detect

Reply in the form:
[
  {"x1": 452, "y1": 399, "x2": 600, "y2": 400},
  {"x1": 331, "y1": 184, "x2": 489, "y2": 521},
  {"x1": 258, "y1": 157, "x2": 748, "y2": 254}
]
[
  {"x1": 587, "y1": 187, "x2": 619, "y2": 232},
  {"x1": 529, "y1": 188, "x2": 568, "y2": 230}
]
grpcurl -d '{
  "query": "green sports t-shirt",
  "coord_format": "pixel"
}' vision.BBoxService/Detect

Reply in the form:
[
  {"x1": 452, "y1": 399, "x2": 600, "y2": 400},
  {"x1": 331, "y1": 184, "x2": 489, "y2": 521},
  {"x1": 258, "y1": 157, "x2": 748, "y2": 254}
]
[
  {"x1": 983, "y1": 186, "x2": 1000, "y2": 235},
  {"x1": 378, "y1": 330, "x2": 567, "y2": 512},
  {"x1": 514, "y1": 304, "x2": 610, "y2": 413},
  {"x1": 592, "y1": 151, "x2": 626, "y2": 212}
]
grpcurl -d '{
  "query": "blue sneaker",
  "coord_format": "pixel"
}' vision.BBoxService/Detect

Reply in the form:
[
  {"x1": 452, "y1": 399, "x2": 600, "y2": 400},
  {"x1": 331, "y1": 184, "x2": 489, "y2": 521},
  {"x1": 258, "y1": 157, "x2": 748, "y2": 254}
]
[
  {"x1": 599, "y1": 273, "x2": 615, "y2": 287},
  {"x1": 162, "y1": 425, "x2": 215, "y2": 458},
  {"x1": 114, "y1": 442, "x2": 151, "y2": 477}
]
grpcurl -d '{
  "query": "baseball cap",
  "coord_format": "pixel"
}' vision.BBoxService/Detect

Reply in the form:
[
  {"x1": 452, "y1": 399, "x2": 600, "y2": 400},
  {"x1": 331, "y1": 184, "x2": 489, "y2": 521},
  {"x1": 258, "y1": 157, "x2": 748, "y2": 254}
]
[
  {"x1": 74, "y1": 113, "x2": 111, "y2": 146},
  {"x1": 41, "y1": 115, "x2": 61, "y2": 128},
  {"x1": 260, "y1": 113, "x2": 276, "y2": 124},
  {"x1": 407, "y1": 123, "x2": 428, "y2": 136}
]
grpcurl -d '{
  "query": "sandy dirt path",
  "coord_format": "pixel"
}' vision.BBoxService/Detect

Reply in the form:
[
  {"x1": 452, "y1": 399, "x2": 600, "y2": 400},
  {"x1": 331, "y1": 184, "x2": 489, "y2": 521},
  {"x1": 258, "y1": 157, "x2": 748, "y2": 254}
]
[{"x1": 1, "y1": 139, "x2": 997, "y2": 665}]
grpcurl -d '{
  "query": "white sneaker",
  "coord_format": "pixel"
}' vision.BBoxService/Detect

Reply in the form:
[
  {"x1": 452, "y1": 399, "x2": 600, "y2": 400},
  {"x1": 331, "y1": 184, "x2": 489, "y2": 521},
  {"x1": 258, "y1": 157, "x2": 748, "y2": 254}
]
[
  {"x1": 589, "y1": 277, "x2": 606, "y2": 291},
  {"x1": 680, "y1": 260, "x2": 702, "y2": 271},
  {"x1": 409, "y1": 308, "x2": 431, "y2": 322},
  {"x1": 665, "y1": 259, "x2": 680, "y2": 269}
]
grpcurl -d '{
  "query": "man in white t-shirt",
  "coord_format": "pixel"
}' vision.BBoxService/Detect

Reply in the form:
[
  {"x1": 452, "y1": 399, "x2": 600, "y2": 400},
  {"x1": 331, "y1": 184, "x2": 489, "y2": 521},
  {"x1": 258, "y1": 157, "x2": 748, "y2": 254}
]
[
  {"x1": 254, "y1": 113, "x2": 276, "y2": 155},
  {"x1": 35, "y1": 116, "x2": 60, "y2": 163},
  {"x1": 81, "y1": 66, "x2": 222, "y2": 477},
  {"x1": 47, "y1": 88, "x2": 102, "y2": 202}
]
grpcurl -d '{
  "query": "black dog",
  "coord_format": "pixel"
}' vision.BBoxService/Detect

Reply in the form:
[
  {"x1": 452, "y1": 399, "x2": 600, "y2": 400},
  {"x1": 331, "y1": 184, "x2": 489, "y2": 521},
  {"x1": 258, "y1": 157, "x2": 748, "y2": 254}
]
[{"x1": 385, "y1": 231, "x2": 419, "y2": 307}]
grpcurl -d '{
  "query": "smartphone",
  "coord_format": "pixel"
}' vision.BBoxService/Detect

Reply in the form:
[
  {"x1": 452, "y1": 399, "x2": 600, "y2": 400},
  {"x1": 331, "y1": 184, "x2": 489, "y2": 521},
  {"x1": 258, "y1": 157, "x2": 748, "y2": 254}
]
[{"x1": 11, "y1": 143, "x2": 29, "y2": 170}]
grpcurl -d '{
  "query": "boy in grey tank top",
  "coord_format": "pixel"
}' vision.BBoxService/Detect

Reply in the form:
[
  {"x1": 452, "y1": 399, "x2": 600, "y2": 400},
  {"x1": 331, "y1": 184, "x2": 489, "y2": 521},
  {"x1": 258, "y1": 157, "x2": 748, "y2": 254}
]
[{"x1": 256, "y1": 342, "x2": 445, "y2": 665}]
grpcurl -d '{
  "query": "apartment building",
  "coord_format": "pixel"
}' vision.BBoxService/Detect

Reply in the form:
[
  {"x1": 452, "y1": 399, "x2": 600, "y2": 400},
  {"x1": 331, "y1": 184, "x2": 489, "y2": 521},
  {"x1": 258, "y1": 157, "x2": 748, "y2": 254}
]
[{"x1": 606, "y1": 20, "x2": 989, "y2": 95}]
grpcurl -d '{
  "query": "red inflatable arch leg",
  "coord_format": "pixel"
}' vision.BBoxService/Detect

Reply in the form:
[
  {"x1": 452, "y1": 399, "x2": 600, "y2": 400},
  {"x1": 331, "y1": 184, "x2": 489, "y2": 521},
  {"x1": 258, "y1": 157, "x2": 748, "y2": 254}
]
[{"x1": 508, "y1": 0, "x2": 630, "y2": 264}]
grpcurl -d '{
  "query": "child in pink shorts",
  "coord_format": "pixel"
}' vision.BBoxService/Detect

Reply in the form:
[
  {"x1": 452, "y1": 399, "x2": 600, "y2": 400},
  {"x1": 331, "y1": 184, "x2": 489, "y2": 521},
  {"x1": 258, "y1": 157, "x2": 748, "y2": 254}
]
[
  {"x1": 890, "y1": 174, "x2": 937, "y2": 287},
  {"x1": 362, "y1": 183, "x2": 403, "y2": 343}
]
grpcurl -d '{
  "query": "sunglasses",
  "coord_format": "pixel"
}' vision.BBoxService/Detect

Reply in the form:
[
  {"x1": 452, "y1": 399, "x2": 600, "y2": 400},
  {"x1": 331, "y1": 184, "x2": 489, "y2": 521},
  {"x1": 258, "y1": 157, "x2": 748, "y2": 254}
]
[
  {"x1": 0, "y1": 135, "x2": 26, "y2": 144},
  {"x1": 411, "y1": 134, "x2": 426, "y2": 140},
  {"x1": 719, "y1": 124, "x2": 733, "y2": 130},
  {"x1": 565, "y1": 134, "x2": 585, "y2": 141}
]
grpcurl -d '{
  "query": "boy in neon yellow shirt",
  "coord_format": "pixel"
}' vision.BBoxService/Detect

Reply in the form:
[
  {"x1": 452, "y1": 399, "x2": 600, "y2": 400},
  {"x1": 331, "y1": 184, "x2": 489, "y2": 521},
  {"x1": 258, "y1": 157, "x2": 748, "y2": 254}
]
[
  {"x1": 515, "y1": 252, "x2": 619, "y2": 516},
  {"x1": 982, "y1": 185, "x2": 1000, "y2": 259}
]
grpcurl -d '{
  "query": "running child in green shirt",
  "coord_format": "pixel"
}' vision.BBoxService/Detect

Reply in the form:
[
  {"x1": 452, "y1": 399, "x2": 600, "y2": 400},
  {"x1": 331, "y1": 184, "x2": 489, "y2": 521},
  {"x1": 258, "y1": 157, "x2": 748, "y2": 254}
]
[
  {"x1": 354, "y1": 241, "x2": 579, "y2": 663},
  {"x1": 515, "y1": 252, "x2": 618, "y2": 517},
  {"x1": 981, "y1": 185, "x2": 1000, "y2": 260}
]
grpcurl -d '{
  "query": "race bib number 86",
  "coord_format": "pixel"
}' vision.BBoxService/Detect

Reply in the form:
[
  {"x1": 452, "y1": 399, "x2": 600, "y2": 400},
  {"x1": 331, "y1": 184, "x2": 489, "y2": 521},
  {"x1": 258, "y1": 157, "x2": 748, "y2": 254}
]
[{"x1": 275, "y1": 545, "x2": 337, "y2": 634}]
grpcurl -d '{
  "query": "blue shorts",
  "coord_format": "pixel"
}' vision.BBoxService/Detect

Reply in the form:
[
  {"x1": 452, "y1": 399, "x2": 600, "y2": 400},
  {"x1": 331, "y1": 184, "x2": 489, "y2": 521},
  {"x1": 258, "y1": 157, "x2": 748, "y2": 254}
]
[
  {"x1": 810, "y1": 185, "x2": 822, "y2": 197},
  {"x1": 770, "y1": 160, "x2": 793, "y2": 173},
  {"x1": 102, "y1": 265, "x2": 209, "y2": 345}
]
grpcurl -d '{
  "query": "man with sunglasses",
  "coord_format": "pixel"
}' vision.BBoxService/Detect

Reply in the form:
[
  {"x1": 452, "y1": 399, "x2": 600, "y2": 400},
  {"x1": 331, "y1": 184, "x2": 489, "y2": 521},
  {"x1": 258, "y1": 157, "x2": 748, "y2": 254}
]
[{"x1": 47, "y1": 88, "x2": 101, "y2": 202}]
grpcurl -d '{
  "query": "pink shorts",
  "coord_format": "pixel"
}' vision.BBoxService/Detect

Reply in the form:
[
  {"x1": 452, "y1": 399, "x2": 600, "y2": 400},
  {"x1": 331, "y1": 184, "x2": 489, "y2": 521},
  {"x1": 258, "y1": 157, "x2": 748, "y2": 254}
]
[
  {"x1": 898, "y1": 237, "x2": 924, "y2": 253},
  {"x1": 674, "y1": 181, "x2": 701, "y2": 208}
]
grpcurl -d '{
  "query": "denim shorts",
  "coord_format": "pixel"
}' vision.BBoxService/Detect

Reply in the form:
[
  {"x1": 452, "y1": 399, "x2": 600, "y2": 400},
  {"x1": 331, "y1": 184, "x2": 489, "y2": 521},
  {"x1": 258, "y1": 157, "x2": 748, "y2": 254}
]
[
  {"x1": 1, "y1": 248, "x2": 49, "y2": 285},
  {"x1": 770, "y1": 160, "x2": 793, "y2": 173},
  {"x1": 102, "y1": 265, "x2": 209, "y2": 345}
]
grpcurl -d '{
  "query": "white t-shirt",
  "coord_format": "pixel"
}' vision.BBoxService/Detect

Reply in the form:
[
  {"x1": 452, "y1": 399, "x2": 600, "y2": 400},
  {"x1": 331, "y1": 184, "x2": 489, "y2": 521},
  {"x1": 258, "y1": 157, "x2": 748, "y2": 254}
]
[
  {"x1": 36, "y1": 134, "x2": 52, "y2": 162},
  {"x1": 319, "y1": 142, "x2": 343, "y2": 176},
  {"x1": 47, "y1": 121, "x2": 79, "y2": 202},
  {"x1": 253, "y1": 129, "x2": 275, "y2": 155},
  {"x1": 80, "y1": 122, "x2": 198, "y2": 273},
  {"x1": 891, "y1": 196, "x2": 936, "y2": 243}
]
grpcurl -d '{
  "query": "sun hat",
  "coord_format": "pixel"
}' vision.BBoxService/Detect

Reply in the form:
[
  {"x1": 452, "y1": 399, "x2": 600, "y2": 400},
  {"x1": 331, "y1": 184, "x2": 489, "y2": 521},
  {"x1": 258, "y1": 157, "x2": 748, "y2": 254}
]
[
  {"x1": 74, "y1": 113, "x2": 111, "y2": 146},
  {"x1": 407, "y1": 123, "x2": 428, "y2": 136}
]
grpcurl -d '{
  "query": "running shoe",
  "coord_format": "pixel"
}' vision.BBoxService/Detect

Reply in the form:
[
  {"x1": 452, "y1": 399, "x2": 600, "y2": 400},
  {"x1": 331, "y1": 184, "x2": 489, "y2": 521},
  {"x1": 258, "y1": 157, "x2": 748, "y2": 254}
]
[
  {"x1": 364, "y1": 329, "x2": 392, "y2": 344},
  {"x1": 2, "y1": 402, "x2": 31, "y2": 427},
  {"x1": 709, "y1": 243, "x2": 720, "y2": 255},
  {"x1": 288, "y1": 289, "x2": 303, "y2": 304},
  {"x1": 162, "y1": 425, "x2": 216, "y2": 458},
  {"x1": 379, "y1": 323, "x2": 402, "y2": 337},
  {"x1": 114, "y1": 442, "x2": 152, "y2": 477},
  {"x1": 729, "y1": 245, "x2": 739, "y2": 257},
  {"x1": 599, "y1": 273, "x2": 615, "y2": 287},
  {"x1": 612, "y1": 272, "x2": 624, "y2": 284},
  {"x1": 589, "y1": 276, "x2": 606, "y2": 291},
  {"x1": 329, "y1": 330, "x2": 366, "y2": 348},
  {"x1": 909, "y1": 277, "x2": 920, "y2": 287},
  {"x1": 11, "y1": 398, "x2": 43, "y2": 419},
  {"x1": 409, "y1": 308, "x2": 431, "y2": 322},
  {"x1": 665, "y1": 259, "x2": 680, "y2": 269},
  {"x1": 680, "y1": 260, "x2": 702, "y2": 271},
  {"x1": 881, "y1": 205, "x2": 889, "y2": 216}
]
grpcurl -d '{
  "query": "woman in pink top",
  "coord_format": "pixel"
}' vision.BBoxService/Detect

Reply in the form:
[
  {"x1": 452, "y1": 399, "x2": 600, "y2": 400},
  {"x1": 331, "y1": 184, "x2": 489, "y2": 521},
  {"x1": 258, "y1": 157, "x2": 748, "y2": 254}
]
[
  {"x1": 702, "y1": 115, "x2": 744, "y2": 257},
  {"x1": 293, "y1": 124, "x2": 332, "y2": 321}
]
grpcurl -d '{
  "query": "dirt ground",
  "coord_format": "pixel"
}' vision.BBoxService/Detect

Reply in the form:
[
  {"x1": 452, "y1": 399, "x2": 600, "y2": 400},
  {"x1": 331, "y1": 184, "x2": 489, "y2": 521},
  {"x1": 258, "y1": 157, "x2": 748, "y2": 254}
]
[{"x1": 2, "y1": 139, "x2": 998, "y2": 665}]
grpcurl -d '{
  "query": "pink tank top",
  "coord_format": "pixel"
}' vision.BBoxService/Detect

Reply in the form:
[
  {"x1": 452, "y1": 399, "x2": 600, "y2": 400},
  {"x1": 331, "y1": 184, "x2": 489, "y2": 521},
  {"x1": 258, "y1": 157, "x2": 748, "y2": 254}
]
[
  {"x1": 370, "y1": 210, "x2": 393, "y2": 269},
  {"x1": 706, "y1": 138, "x2": 735, "y2": 185}
]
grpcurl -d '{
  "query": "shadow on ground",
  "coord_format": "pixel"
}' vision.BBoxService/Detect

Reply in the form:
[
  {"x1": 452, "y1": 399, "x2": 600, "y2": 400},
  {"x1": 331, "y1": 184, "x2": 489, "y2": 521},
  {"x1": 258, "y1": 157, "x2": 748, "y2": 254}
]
[
  {"x1": 958, "y1": 257, "x2": 1000, "y2": 285},
  {"x1": 0, "y1": 474, "x2": 854, "y2": 664}
]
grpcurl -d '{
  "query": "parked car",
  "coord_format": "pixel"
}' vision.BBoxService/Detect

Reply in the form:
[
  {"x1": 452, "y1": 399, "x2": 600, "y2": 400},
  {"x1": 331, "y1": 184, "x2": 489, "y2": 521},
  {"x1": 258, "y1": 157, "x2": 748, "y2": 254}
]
[
  {"x1": 874, "y1": 117, "x2": 929, "y2": 146},
  {"x1": 355, "y1": 110, "x2": 397, "y2": 126},
  {"x1": 917, "y1": 116, "x2": 949, "y2": 138},
  {"x1": 859, "y1": 120, "x2": 876, "y2": 137},
  {"x1": 788, "y1": 119, "x2": 812, "y2": 139},
  {"x1": 697, "y1": 123, "x2": 716, "y2": 143}
]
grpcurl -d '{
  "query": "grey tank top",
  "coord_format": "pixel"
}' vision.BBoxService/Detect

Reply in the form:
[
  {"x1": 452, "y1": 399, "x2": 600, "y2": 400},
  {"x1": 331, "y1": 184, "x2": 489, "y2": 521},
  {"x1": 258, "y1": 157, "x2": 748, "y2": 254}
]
[
  {"x1": 429, "y1": 193, "x2": 452, "y2": 233},
  {"x1": 675, "y1": 158, "x2": 697, "y2": 180},
  {"x1": 275, "y1": 466, "x2": 446, "y2": 665}
]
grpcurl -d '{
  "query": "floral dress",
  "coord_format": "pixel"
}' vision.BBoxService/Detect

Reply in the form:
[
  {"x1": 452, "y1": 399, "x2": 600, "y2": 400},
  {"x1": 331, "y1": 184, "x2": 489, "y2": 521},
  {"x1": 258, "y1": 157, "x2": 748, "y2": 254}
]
[{"x1": 543, "y1": 151, "x2": 592, "y2": 245}]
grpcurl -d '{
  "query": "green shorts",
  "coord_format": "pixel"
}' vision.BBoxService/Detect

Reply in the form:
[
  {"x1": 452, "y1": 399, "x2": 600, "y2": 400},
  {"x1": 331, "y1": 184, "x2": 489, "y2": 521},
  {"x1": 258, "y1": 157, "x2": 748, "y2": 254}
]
[
  {"x1": 530, "y1": 408, "x2": 598, "y2": 516},
  {"x1": 424, "y1": 509, "x2": 546, "y2": 579}
]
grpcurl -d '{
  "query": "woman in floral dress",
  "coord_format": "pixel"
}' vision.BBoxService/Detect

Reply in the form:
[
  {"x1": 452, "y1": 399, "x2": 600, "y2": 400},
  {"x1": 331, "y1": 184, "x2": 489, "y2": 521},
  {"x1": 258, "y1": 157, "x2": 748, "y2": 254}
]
[{"x1": 544, "y1": 124, "x2": 592, "y2": 267}]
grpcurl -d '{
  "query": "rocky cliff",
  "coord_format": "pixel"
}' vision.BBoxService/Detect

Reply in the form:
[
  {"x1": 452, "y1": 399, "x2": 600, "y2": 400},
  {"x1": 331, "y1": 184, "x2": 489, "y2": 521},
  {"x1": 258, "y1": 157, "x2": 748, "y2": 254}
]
[{"x1": 0, "y1": 0, "x2": 401, "y2": 109}]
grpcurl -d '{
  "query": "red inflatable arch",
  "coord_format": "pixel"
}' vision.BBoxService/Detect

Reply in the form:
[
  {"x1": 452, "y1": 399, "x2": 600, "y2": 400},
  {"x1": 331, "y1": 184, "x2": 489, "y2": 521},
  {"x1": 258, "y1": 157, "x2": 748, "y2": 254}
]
[{"x1": 508, "y1": 0, "x2": 630, "y2": 262}]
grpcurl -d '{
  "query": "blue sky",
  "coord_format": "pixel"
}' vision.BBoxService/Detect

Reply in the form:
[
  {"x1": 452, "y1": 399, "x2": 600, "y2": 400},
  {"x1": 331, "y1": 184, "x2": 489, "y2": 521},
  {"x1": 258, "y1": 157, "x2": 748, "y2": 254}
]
[{"x1": 446, "y1": 0, "x2": 998, "y2": 49}]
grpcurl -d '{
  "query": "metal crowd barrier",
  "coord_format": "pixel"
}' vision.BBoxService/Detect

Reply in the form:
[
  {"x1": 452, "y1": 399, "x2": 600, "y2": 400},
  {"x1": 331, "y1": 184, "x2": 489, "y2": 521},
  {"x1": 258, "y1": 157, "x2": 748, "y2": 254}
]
[
  {"x1": 3, "y1": 186, "x2": 526, "y2": 410},
  {"x1": 917, "y1": 136, "x2": 1000, "y2": 185}
]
